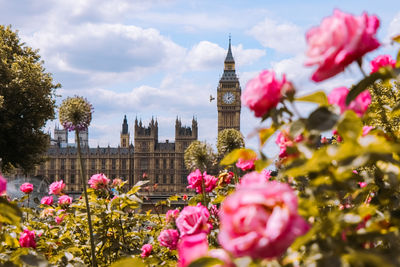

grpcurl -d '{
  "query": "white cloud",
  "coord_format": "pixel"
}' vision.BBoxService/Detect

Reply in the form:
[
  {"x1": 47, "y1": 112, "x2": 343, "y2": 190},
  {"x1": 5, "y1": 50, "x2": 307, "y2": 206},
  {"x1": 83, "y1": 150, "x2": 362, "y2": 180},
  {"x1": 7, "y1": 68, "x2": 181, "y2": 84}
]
[
  {"x1": 248, "y1": 17, "x2": 305, "y2": 54},
  {"x1": 386, "y1": 11, "x2": 400, "y2": 41}
]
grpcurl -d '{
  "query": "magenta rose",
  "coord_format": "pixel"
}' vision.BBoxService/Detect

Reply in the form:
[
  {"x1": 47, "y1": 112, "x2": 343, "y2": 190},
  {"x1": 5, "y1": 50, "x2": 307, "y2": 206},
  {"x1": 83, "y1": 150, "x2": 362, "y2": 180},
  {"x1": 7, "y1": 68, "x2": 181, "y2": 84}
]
[
  {"x1": 176, "y1": 203, "x2": 211, "y2": 237},
  {"x1": 178, "y1": 233, "x2": 209, "y2": 267},
  {"x1": 40, "y1": 196, "x2": 53, "y2": 205},
  {"x1": 158, "y1": 229, "x2": 180, "y2": 250},
  {"x1": 140, "y1": 244, "x2": 152, "y2": 258},
  {"x1": 187, "y1": 169, "x2": 218, "y2": 193},
  {"x1": 88, "y1": 173, "x2": 110, "y2": 189},
  {"x1": 242, "y1": 70, "x2": 287, "y2": 117},
  {"x1": 370, "y1": 54, "x2": 396, "y2": 74},
  {"x1": 328, "y1": 86, "x2": 371, "y2": 117},
  {"x1": 0, "y1": 175, "x2": 6, "y2": 194},
  {"x1": 236, "y1": 158, "x2": 255, "y2": 171},
  {"x1": 219, "y1": 179, "x2": 309, "y2": 259},
  {"x1": 20, "y1": 183, "x2": 33, "y2": 194},
  {"x1": 49, "y1": 180, "x2": 65, "y2": 195},
  {"x1": 19, "y1": 229, "x2": 36, "y2": 248},
  {"x1": 305, "y1": 9, "x2": 380, "y2": 82},
  {"x1": 58, "y1": 195, "x2": 72, "y2": 205},
  {"x1": 166, "y1": 209, "x2": 180, "y2": 224}
]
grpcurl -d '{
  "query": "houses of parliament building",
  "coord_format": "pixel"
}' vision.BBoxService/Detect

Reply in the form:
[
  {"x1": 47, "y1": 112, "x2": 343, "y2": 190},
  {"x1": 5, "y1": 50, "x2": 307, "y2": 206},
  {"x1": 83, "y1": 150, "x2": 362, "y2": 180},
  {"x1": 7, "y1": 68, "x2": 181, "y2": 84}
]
[{"x1": 12, "y1": 38, "x2": 242, "y2": 197}]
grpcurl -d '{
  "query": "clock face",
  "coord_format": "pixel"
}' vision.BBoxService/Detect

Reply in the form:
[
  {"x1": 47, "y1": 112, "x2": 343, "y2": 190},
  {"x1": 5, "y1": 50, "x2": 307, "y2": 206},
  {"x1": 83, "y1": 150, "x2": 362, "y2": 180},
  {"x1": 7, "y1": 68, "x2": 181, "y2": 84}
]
[{"x1": 223, "y1": 92, "x2": 235, "y2": 104}]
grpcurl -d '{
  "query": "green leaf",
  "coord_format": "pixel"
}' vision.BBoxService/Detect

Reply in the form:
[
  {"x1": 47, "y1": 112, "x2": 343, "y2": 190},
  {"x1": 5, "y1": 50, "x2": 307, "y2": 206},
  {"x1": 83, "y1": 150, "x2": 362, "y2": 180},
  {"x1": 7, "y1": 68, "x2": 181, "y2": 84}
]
[
  {"x1": 341, "y1": 252, "x2": 395, "y2": 267},
  {"x1": 0, "y1": 198, "x2": 22, "y2": 225},
  {"x1": 296, "y1": 91, "x2": 328, "y2": 106},
  {"x1": 220, "y1": 148, "x2": 257, "y2": 166},
  {"x1": 19, "y1": 254, "x2": 48, "y2": 266},
  {"x1": 346, "y1": 69, "x2": 394, "y2": 105},
  {"x1": 392, "y1": 34, "x2": 400, "y2": 44},
  {"x1": 397, "y1": 50, "x2": 400, "y2": 68},
  {"x1": 168, "y1": 195, "x2": 179, "y2": 201},
  {"x1": 337, "y1": 110, "x2": 363, "y2": 141},
  {"x1": 306, "y1": 107, "x2": 339, "y2": 131},
  {"x1": 259, "y1": 126, "x2": 276, "y2": 146},
  {"x1": 289, "y1": 119, "x2": 305, "y2": 138},
  {"x1": 254, "y1": 159, "x2": 270, "y2": 172},
  {"x1": 187, "y1": 257, "x2": 224, "y2": 267},
  {"x1": 110, "y1": 258, "x2": 145, "y2": 267}
]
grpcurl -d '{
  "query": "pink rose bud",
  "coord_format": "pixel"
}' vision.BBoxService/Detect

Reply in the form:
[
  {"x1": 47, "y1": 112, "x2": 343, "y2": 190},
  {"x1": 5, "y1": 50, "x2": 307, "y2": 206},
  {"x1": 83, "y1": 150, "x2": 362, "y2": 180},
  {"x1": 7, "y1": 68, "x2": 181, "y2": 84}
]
[
  {"x1": 370, "y1": 54, "x2": 396, "y2": 74},
  {"x1": 40, "y1": 196, "x2": 54, "y2": 205},
  {"x1": 58, "y1": 195, "x2": 72, "y2": 205},
  {"x1": 358, "y1": 182, "x2": 367, "y2": 188},
  {"x1": 305, "y1": 9, "x2": 380, "y2": 82},
  {"x1": 165, "y1": 209, "x2": 180, "y2": 223},
  {"x1": 88, "y1": 173, "x2": 110, "y2": 190},
  {"x1": 158, "y1": 229, "x2": 180, "y2": 250},
  {"x1": 19, "y1": 229, "x2": 36, "y2": 248},
  {"x1": 242, "y1": 70, "x2": 287, "y2": 117},
  {"x1": 49, "y1": 180, "x2": 65, "y2": 195},
  {"x1": 20, "y1": 183, "x2": 33, "y2": 194},
  {"x1": 219, "y1": 181, "x2": 309, "y2": 259},
  {"x1": 328, "y1": 87, "x2": 371, "y2": 117},
  {"x1": 178, "y1": 233, "x2": 209, "y2": 267},
  {"x1": 140, "y1": 244, "x2": 152, "y2": 258},
  {"x1": 176, "y1": 203, "x2": 211, "y2": 237},
  {"x1": 236, "y1": 158, "x2": 255, "y2": 171},
  {"x1": 0, "y1": 175, "x2": 7, "y2": 195}
]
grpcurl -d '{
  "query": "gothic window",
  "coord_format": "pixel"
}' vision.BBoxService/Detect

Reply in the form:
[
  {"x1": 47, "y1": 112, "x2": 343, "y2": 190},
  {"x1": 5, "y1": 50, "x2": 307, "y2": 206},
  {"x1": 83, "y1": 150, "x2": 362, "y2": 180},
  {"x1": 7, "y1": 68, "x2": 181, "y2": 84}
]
[
  {"x1": 170, "y1": 175, "x2": 174, "y2": 184},
  {"x1": 71, "y1": 159, "x2": 75, "y2": 170},
  {"x1": 122, "y1": 139, "x2": 126, "y2": 147},
  {"x1": 50, "y1": 159, "x2": 55, "y2": 169},
  {"x1": 155, "y1": 175, "x2": 159, "y2": 184},
  {"x1": 102, "y1": 159, "x2": 106, "y2": 170},
  {"x1": 163, "y1": 159, "x2": 166, "y2": 168},
  {"x1": 181, "y1": 174, "x2": 187, "y2": 184},
  {"x1": 91, "y1": 159, "x2": 95, "y2": 170},
  {"x1": 163, "y1": 175, "x2": 167, "y2": 184},
  {"x1": 121, "y1": 159, "x2": 126, "y2": 170},
  {"x1": 156, "y1": 159, "x2": 159, "y2": 168},
  {"x1": 70, "y1": 174, "x2": 75, "y2": 184},
  {"x1": 112, "y1": 159, "x2": 116, "y2": 170}
]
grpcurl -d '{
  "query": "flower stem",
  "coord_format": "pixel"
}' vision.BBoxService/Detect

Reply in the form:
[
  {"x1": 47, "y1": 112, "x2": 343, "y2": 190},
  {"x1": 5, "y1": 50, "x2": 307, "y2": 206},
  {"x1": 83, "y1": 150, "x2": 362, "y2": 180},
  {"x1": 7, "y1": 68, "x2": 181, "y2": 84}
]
[{"x1": 76, "y1": 130, "x2": 97, "y2": 267}]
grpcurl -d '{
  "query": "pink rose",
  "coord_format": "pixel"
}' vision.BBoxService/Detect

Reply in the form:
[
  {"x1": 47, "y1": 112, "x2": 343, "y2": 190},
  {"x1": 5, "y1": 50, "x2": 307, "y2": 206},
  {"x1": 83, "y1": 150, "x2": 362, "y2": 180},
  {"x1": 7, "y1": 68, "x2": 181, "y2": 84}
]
[
  {"x1": 49, "y1": 180, "x2": 65, "y2": 195},
  {"x1": 40, "y1": 208, "x2": 55, "y2": 218},
  {"x1": 370, "y1": 55, "x2": 396, "y2": 74},
  {"x1": 20, "y1": 183, "x2": 33, "y2": 194},
  {"x1": 178, "y1": 233, "x2": 209, "y2": 267},
  {"x1": 58, "y1": 195, "x2": 72, "y2": 205},
  {"x1": 112, "y1": 178, "x2": 123, "y2": 187},
  {"x1": 262, "y1": 169, "x2": 272, "y2": 181},
  {"x1": 305, "y1": 9, "x2": 380, "y2": 82},
  {"x1": 166, "y1": 209, "x2": 180, "y2": 223},
  {"x1": 19, "y1": 229, "x2": 36, "y2": 248},
  {"x1": 40, "y1": 196, "x2": 53, "y2": 205},
  {"x1": 328, "y1": 87, "x2": 371, "y2": 117},
  {"x1": 238, "y1": 172, "x2": 269, "y2": 189},
  {"x1": 140, "y1": 244, "x2": 152, "y2": 258},
  {"x1": 176, "y1": 203, "x2": 211, "y2": 237},
  {"x1": 182, "y1": 195, "x2": 188, "y2": 201},
  {"x1": 242, "y1": 70, "x2": 288, "y2": 117},
  {"x1": 210, "y1": 204, "x2": 219, "y2": 217},
  {"x1": 236, "y1": 158, "x2": 255, "y2": 171},
  {"x1": 55, "y1": 210, "x2": 67, "y2": 224},
  {"x1": 275, "y1": 130, "x2": 301, "y2": 159},
  {"x1": 88, "y1": 173, "x2": 110, "y2": 189},
  {"x1": 0, "y1": 175, "x2": 6, "y2": 194},
  {"x1": 187, "y1": 169, "x2": 218, "y2": 194},
  {"x1": 219, "y1": 180, "x2": 310, "y2": 259},
  {"x1": 158, "y1": 229, "x2": 180, "y2": 250},
  {"x1": 362, "y1": 126, "x2": 374, "y2": 136},
  {"x1": 358, "y1": 182, "x2": 367, "y2": 188}
]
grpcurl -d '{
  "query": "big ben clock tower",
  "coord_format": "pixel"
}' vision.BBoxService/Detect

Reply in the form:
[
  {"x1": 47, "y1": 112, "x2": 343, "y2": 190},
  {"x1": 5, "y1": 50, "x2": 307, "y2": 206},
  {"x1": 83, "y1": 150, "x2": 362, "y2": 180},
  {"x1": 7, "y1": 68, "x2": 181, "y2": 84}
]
[{"x1": 217, "y1": 37, "x2": 241, "y2": 133}]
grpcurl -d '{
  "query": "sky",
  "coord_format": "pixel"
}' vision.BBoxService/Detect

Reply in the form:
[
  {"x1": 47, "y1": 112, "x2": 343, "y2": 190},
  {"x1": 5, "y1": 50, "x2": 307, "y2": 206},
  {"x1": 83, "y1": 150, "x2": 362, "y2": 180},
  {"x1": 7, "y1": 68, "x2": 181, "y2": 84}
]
[{"x1": 0, "y1": 0, "x2": 399, "y2": 155}]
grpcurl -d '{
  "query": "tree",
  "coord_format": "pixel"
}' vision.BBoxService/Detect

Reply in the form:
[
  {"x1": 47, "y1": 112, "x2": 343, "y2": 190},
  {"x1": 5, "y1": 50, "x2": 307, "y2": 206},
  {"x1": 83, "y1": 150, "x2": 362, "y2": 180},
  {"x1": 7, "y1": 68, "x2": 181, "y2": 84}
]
[{"x1": 0, "y1": 25, "x2": 59, "y2": 172}]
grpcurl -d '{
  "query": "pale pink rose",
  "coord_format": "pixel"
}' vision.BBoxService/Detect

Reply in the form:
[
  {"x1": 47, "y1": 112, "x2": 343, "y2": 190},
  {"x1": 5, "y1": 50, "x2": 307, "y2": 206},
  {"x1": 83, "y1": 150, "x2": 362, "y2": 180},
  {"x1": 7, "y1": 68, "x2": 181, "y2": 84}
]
[
  {"x1": 178, "y1": 233, "x2": 209, "y2": 267},
  {"x1": 40, "y1": 196, "x2": 53, "y2": 205},
  {"x1": 370, "y1": 54, "x2": 396, "y2": 74},
  {"x1": 49, "y1": 180, "x2": 65, "y2": 195},
  {"x1": 305, "y1": 9, "x2": 380, "y2": 82},
  {"x1": 20, "y1": 183, "x2": 33, "y2": 194},
  {"x1": 40, "y1": 208, "x2": 55, "y2": 218},
  {"x1": 353, "y1": 170, "x2": 359, "y2": 174},
  {"x1": 112, "y1": 178, "x2": 123, "y2": 187},
  {"x1": 88, "y1": 173, "x2": 110, "y2": 189},
  {"x1": 19, "y1": 229, "x2": 36, "y2": 248},
  {"x1": 362, "y1": 126, "x2": 374, "y2": 136},
  {"x1": 219, "y1": 180, "x2": 310, "y2": 259},
  {"x1": 187, "y1": 170, "x2": 218, "y2": 193},
  {"x1": 0, "y1": 175, "x2": 6, "y2": 194},
  {"x1": 328, "y1": 87, "x2": 371, "y2": 117},
  {"x1": 236, "y1": 158, "x2": 255, "y2": 171},
  {"x1": 140, "y1": 244, "x2": 152, "y2": 258},
  {"x1": 158, "y1": 229, "x2": 180, "y2": 250},
  {"x1": 358, "y1": 182, "x2": 367, "y2": 188},
  {"x1": 275, "y1": 131, "x2": 301, "y2": 159},
  {"x1": 166, "y1": 209, "x2": 180, "y2": 223},
  {"x1": 208, "y1": 249, "x2": 235, "y2": 267},
  {"x1": 242, "y1": 70, "x2": 288, "y2": 117},
  {"x1": 55, "y1": 211, "x2": 66, "y2": 224},
  {"x1": 58, "y1": 195, "x2": 72, "y2": 205},
  {"x1": 238, "y1": 172, "x2": 269, "y2": 189},
  {"x1": 176, "y1": 203, "x2": 211, "y2": 237}
]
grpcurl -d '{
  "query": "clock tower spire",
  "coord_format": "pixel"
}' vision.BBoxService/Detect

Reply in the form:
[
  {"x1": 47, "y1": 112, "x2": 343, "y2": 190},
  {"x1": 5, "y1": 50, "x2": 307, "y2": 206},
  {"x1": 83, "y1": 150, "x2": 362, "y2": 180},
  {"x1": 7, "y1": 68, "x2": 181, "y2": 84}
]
[{"x1": 217, "y1": 36, "x2": 241, "y2": 133}]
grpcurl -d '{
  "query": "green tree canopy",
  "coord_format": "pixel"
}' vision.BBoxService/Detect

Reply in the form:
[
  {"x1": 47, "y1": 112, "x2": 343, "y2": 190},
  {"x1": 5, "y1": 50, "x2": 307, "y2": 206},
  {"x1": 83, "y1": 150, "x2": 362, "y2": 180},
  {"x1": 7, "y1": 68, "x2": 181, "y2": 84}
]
[{"x1": 0, "y1": 25, "x2": 59, "y2": 172}]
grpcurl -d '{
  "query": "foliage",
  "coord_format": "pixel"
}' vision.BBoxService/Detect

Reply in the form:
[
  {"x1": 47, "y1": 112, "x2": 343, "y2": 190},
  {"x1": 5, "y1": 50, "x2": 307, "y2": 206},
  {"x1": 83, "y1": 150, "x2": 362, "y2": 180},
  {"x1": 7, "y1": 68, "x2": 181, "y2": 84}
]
[
  {"x1": 216, "y1": 128, "x2": 245, "y2": 157},
  {"x1": 184, "y1": 141, "x2": 216, "y2": 171},
  {"x1": 0, "y1": 25, "x2": 59, "y2": 173}
]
